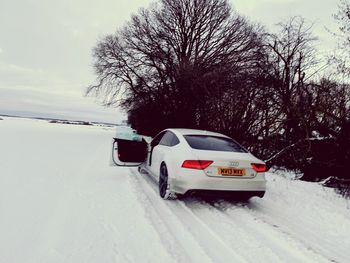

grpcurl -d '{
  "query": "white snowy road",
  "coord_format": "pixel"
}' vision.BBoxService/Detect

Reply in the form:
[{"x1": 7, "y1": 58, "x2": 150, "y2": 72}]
[{"x1": 0, "y1": 117, "x2": 349, "y2": 263}]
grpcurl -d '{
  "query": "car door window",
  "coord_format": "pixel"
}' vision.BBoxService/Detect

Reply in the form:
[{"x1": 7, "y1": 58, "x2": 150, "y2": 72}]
[
  {"x1": 159, "y1": 131, "x2": 179, "y2": 147},
  {"x1": 159, "y1": 132, "x2": 172, "y2": 146},
  {"x1": 149, "y1": 131, "x2": 166, "y2": 166},
  {"x1": 151, "y1": 131, "x2": 165, "y2": 147},
  {"x1": 170, "y1": 133, "x2": 180, "y2": 146}
]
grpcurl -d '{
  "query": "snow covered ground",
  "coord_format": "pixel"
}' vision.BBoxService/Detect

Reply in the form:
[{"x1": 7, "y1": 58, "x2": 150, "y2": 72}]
[{"x1": 0, "y1": 116, "x2": 349, "y2": 263}]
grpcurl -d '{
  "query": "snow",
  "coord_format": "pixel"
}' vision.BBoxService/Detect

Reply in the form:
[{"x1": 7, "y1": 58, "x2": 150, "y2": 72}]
[{"x1": 0, "y1": 116, "x2": 349, "y2": 263}]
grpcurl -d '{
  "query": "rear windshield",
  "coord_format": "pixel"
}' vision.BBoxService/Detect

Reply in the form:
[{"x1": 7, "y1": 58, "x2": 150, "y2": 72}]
[{"x1": 184, "y1": 135, "x2": 248, "y2": 152}]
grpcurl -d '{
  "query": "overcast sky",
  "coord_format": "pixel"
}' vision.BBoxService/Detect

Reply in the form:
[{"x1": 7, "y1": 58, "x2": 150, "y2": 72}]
[{"x1": 0, "y1": 0, "x2": 340, "y2": 123}]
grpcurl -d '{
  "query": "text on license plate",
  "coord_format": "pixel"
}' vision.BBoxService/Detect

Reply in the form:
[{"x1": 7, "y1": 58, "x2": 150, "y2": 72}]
[{"x1": 218, "y1": 168, "x2": 245, "y2": 176}]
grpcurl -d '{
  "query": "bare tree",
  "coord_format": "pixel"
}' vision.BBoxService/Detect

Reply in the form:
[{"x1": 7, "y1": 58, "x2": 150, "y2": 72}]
[
  {"x1": 87, "y1": 0, "x2": 264, "y2": 135},
  {"x1": 263, "y1": 17, "x2": 318, "y2": 142},
  {"x1": 87, "y1": 1, "x2": 350, "y2": 182},
  {"x1": 333, "y1": 0, "x2": 350, "y2": 77}
]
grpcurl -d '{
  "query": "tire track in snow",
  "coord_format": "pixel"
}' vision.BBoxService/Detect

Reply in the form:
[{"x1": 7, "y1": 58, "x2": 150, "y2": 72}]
[
  {"x1": 244, "y1": 200, "x2": 349, "y2": 263},
  {"x1": 129, "y1": 169, "x2": 211, "y2": 263},
  {"x1": 181, "y1": 199, "x2": 282, "y2": 263},
  {"x1": 194, "y1": 200, "x2": 331, "y2": 263},
  {"x1": 130, "y1": 169, "x2": 249, "y2": 263},
  {"x1": 127, "y1": 170, "x2": 193, "y2": 262}
]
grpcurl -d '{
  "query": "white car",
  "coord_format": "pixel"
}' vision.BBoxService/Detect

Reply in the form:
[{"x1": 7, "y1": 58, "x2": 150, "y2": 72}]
[{"x1": 111, "y1": 128, "x2": 267, "y2": 199}]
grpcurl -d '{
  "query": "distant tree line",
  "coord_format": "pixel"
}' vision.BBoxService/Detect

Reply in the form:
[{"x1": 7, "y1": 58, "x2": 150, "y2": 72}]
[{"x1": 87, "y1": 0, "x2": 350, "y2": 181}]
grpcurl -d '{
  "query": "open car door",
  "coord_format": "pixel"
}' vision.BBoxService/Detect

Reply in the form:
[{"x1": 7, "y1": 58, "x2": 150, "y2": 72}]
[{"x1": 110, "y1": 137, "x2": 148, "y2": 166}]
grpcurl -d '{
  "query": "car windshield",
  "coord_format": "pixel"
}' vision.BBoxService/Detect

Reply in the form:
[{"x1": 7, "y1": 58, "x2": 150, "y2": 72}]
[{"x1": 184, "y1": 135, "x2": 248, "y2": 152}]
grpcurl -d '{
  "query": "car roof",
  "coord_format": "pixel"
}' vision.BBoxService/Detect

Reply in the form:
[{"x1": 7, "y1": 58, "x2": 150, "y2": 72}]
[{"x1": 166, "y1": 128, "x2": 229, "y2": 138}]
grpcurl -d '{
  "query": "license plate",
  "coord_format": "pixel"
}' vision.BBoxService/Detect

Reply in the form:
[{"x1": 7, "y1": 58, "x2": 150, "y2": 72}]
[{"x1": 218, "y1": 168, "x2": 245, "y2": 176}]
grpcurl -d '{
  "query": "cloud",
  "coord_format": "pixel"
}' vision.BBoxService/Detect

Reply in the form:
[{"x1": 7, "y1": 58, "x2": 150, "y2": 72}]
[
  {"x1": 232, "y1": 0, "x2": 295, "y2": 11},
  {"x1": 0, "y1": 62, "x2": 63, "y2": 93},
  {"x1": 0, "y1": 0, "x2": 341, "y2": 124},
  {"x1": 0, "y1": 0, "x2": 153, "y2": 123},
  {"x1": 233, "y1": 0, "x2": 338, "y2": 54},
  {"x1": 0, "y1": 63, "x2": 44, "y2": 75},
  {"x1": 0, "y1": 86, "x2": 125, "y2": 123},
  {"x1": 0, "y1": 60, "x2": 124, "y2": 123}
]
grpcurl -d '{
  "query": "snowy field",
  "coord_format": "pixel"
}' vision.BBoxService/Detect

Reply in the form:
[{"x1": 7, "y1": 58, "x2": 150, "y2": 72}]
[{"x1": 0, "y1": 117, "x2": 349, "y2": 263}]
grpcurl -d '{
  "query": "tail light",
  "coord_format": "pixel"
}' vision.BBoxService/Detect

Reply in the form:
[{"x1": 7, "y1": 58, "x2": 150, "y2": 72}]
[
  {"x1": 182, "y1": 160, "x2": 213, "y2": 169},
  {"x1": 251, "y1": 163, "x2": 267, "y2": 172}
]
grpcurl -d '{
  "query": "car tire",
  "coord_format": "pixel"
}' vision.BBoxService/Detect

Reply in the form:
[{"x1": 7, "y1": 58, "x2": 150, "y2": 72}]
[{"x1": 159, "y1": 164, "x2": 177, "y2": 200}]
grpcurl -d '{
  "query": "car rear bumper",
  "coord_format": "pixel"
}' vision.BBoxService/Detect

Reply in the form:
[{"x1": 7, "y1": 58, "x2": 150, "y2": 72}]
[
  {"x1": 171, "y1": 171, "x2": 266, "y2": 194},
  {"x1": 184, "y1": 190, "x2": 265, "y2": 199}
]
